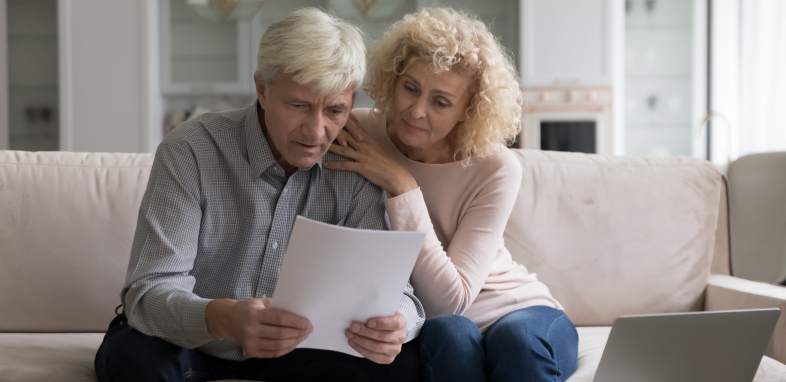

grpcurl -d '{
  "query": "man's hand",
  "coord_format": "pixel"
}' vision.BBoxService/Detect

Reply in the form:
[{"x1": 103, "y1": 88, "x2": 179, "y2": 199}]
[
  {"x1": 206, "y1": 298, "x2": 313, "y2": 358},
  {"x1": 345, "y1": 311, "x2": 407, "y2": 364}
]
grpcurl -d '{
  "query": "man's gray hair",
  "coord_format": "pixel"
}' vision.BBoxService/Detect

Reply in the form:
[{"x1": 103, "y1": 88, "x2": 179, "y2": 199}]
[{"x1": 255, "y1": 8, "x2": 366, "y2": 96}]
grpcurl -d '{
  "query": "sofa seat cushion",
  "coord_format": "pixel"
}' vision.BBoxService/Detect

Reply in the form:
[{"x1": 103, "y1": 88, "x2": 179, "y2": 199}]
[
  {"x1": 1, "y1": 330, "x2": 784, "y2": 381},
  {"x1": 0, "y1": 333, "x2": 104, "y2": 382},
  {"x1": 567, "y1": 327, "x2": 786, "y2": 382}
]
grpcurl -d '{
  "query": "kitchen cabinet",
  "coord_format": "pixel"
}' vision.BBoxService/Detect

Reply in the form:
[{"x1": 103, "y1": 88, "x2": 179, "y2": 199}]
[
  {"x1": 2, "y1": 0, "x2": 58, "y2": 151},
  {"x1": 520, "y1": 0, "x2": 617, "y2": 86},
  {"x1": 160, "y1": 0, "x2": 254, "y2": 95}
]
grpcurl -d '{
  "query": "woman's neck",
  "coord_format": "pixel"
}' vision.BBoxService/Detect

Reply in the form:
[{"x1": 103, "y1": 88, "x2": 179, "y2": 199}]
[{"x1": 386, "y1": 118, "x2": 455, "y2": 164}]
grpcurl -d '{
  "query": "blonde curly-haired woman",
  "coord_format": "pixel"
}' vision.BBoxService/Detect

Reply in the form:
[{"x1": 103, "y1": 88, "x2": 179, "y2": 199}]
[{"x1": 325, "y1": 8, "x2": 578, "y2": 382}]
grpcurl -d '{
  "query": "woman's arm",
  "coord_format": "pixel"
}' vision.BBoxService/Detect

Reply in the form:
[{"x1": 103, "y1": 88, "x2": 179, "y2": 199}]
[
  {"x1": 384, "y1": 162, "x2": 522, "y2": 316},
  {"x1": 324, "y1": 112, "x2": 522, "y2": 317}
]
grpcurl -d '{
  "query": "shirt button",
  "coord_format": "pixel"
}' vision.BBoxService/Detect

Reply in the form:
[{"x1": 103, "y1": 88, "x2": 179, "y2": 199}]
[{"x1": 272, "y1": 241, "x2": 278, "y2": 250}]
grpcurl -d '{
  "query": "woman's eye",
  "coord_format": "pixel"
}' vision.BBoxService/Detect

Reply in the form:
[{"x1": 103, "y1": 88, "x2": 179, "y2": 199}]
[
  {"x1": 405, "y1": 85, "x2": 416, "y2": 93},
  {"x1": 435, "y1": 99, "x2": 450, "y2": 108}
]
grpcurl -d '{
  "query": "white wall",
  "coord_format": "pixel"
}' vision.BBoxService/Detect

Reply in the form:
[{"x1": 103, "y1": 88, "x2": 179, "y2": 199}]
[{"x1": 58, "y1": 0, "x2": 160, "y2": 153}]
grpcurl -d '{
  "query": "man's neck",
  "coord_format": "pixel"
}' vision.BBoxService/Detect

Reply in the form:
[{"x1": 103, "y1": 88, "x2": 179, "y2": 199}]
[{"x1": 257, "y1": 103, "x2": 298, "y2": 178}]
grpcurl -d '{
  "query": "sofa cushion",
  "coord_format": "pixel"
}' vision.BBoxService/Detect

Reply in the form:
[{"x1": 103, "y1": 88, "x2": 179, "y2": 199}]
[
  {"x1": 0, "y1": 151, "x2": 153, "y2": 332},
  {"x1": 505, "y1": 149, "x2": 723, "y2": 326},
  {"x1": 0, "y1": 333, "x2": 104, "y2": 381}
]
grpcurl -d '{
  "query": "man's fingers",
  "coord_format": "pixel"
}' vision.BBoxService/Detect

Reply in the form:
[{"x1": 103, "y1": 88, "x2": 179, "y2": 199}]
[
  {"x1": 248, "y1": 344, "x2": 299, "y2": 359},
  {"x1": 254, "y1": 334, "x2": 309, "y2": 351},
  {"x1": 258, "y1": 308, "x2": 312, "y2": 332},
  {"x1": 348, "y1": 341, "x2": 394, "y2": 364},
  {"x1": 348, "y1": 322, "x2": 405, "y2": 343},
  {"x1": 347, "y1": 335, "x2": 400, "y2": 364},
  {"x1": 367, "y1": 312, "x2": 407, "y2": 331},
  {"x1": 346, "y1": 329, "x2": 401, "y2": 354},
  {"x1": 258, "y1": 324, "x2": 310, "y2": 340}
]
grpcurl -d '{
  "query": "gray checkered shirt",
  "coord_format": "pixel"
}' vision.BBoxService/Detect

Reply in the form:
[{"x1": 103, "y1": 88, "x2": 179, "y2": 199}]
[{"x1": 121, "y1": 103, "x2": 425, "y2": 361}]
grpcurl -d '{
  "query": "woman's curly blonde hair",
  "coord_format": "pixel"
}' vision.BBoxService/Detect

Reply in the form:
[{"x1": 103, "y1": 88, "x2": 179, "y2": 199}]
[{"x1": 365, "y1": 7, "x2": 523, "y2": 165}]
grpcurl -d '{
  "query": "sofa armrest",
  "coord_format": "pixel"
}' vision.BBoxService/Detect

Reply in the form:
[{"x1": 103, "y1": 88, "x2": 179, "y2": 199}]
[{"x1": 706, "y1": 274, "x2": 786, "y2": 364}]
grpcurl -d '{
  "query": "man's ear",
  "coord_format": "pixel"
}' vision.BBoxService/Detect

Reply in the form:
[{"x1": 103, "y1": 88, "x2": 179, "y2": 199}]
[{"x1": 255, "y1": 76, "x2": 267, "y2": 109}]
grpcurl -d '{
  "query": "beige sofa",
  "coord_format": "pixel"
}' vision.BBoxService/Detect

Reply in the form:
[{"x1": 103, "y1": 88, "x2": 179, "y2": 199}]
[{"x1": 1, "y1": 149, "x2": 785, "y2": 381}]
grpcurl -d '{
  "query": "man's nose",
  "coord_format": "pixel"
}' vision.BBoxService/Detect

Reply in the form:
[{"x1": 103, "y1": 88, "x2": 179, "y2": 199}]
[{"x1": 302, "y1": 109, "x2": 326, "y2": 142}]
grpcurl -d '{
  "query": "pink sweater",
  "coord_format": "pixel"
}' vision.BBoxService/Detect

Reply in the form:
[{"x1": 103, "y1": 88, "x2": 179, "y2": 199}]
[{"x1": 354, "y1": 108, "x2": 563, "y2": 331}]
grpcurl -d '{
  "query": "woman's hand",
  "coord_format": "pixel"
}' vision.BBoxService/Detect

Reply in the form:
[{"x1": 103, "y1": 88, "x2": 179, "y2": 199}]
[{"x1": 324, "y1": 114, "x2": 418, "y2": 197}]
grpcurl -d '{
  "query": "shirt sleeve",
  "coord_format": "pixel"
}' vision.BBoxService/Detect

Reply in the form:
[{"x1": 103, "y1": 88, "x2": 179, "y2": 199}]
[
  {"x1": 120, "y1": 135, "x2": 214, "y2": 349},
  {"x1": 342, "y1": 176, "x2": 426, "y2": 342},
  {"x1": 384, "y1": 156, "x2": 523, "y2": 318}
]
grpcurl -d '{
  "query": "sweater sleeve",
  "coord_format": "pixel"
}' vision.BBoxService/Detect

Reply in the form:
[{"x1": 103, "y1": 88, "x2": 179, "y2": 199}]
[{"x1": 384, "y1": 155, "x2": 523, "y2": 317}]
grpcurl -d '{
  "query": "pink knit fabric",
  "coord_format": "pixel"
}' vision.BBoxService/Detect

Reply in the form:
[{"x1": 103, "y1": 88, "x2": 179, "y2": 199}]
[{"x1": 354, "y1": 108, "x2": 562, "y2": 331}]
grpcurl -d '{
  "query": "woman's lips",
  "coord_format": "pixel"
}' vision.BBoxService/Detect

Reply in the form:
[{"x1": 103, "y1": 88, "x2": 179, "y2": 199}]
[{"x1": 402, "y1": 120, "x2": 426, "y2": 133}]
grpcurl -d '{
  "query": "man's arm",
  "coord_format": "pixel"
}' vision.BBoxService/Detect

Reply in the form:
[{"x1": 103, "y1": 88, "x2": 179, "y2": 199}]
[{"x1": 121, "y1": 135, "x2": 214, "y2": 348}]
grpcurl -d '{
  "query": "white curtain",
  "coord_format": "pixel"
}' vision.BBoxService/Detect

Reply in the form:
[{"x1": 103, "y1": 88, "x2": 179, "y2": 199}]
[
  {"x1": 709, "y1": 0, "x2": 786, "y2": 169},
  {"x1": 738, "y1": 0, "x2": 786, "y2": 156}
]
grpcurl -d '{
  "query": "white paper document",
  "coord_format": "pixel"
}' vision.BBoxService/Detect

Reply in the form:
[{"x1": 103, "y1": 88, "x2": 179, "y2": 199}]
[{"x1": 270, "y1": 216, "x2": 425, "y2": 357}]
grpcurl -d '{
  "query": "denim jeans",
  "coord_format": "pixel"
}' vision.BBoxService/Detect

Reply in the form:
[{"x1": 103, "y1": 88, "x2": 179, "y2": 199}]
[
  {"x1": 418, "y1": 306, "x2": 579, "y2": 382},
  {"x1": 94, "y1": 314, "x2": 422, "y2": 382}
]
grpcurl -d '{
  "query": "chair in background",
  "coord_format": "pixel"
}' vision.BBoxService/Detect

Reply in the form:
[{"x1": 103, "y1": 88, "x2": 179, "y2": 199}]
[{"x1": 728, "y1": 152, "x2": 786, "y2": 285}]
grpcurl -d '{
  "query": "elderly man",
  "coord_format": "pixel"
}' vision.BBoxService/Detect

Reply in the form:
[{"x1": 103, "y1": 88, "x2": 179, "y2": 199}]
[{"x1": 94, "y1": 8, "x2": 425, "y2": 382}]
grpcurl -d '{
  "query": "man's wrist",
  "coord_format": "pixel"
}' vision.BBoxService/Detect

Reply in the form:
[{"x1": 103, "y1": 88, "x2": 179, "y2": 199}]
[{"x1": 205, "y1": 298, "x2": 237, "y2": 340}]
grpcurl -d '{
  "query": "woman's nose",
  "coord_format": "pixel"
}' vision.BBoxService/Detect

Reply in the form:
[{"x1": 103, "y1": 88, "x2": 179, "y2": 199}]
[{"x1": 410, "y1": 96, "x2": 428, "y2": 120}]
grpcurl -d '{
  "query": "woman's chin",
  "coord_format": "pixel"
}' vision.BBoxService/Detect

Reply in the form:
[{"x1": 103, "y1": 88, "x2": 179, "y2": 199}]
[{"x1": 397, "y1": 127, "x2": 427, "y2": 149}]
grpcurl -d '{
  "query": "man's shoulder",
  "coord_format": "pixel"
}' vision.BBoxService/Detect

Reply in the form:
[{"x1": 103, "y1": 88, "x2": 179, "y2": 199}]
[
  {"x1": 164, "y1": 107, "x2": 248, "y2": 145},
  {"x1": 321, "y1": 150, "x2": 381, "y2": 190}
]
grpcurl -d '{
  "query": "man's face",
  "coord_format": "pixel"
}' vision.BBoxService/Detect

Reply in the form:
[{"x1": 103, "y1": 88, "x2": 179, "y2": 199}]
[{"x1": 256, "y1": 74, "x2": 354, "y2": 169}]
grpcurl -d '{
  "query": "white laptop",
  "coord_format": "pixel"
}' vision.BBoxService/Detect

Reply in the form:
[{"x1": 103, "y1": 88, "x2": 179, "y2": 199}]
[{"x1": 593, "y1": 308, "x2": 781, "y2": 382}]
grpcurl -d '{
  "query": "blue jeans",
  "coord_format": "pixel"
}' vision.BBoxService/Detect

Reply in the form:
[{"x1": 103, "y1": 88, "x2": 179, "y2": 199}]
[
  {"x1": 94, "y1": 314, "x2": 422, "y2": 382},
  {"x1": 419, "y1": 306, "x2": 578, "y2": 382}
]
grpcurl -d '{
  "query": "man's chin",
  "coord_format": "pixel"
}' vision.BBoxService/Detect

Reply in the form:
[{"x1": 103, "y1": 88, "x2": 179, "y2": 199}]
[{"x1": 284, "y1": 151, "x2": 326, "y2": 169}]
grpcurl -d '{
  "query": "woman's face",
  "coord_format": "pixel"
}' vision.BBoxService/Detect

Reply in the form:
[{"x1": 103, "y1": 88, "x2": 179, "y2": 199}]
[{"x1": 391, "y1": 60, "x2": 472, "y2": 151}]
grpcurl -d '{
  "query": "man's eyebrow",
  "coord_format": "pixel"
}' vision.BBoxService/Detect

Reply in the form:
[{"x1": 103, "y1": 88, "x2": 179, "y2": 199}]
[
  {"x1": 286, "y1": 97, "x2": 311, "y2": 104},
  {"x1": 328, "y1": 103, "x2": 349, "y2": 112}
]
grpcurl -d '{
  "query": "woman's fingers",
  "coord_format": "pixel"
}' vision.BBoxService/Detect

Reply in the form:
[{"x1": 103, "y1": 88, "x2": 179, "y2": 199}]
[
  {"x1": 322, "y1": 158, "x2": 361, "y2": 173},
  {"x1": 336, "y1": 130, "x2": 349, "y2": 147},
  {"x1": 345, "y1": 113, "x2": 367, "y2": 142},
  {"x1": 328, "y1": 143, "x2": 360, "y2": 160}
]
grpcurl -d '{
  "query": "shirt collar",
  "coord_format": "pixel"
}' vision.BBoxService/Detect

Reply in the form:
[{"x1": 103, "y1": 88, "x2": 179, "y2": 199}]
[{"x1": 244, "y1": 103, "x2": 323, "y2": 179}]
